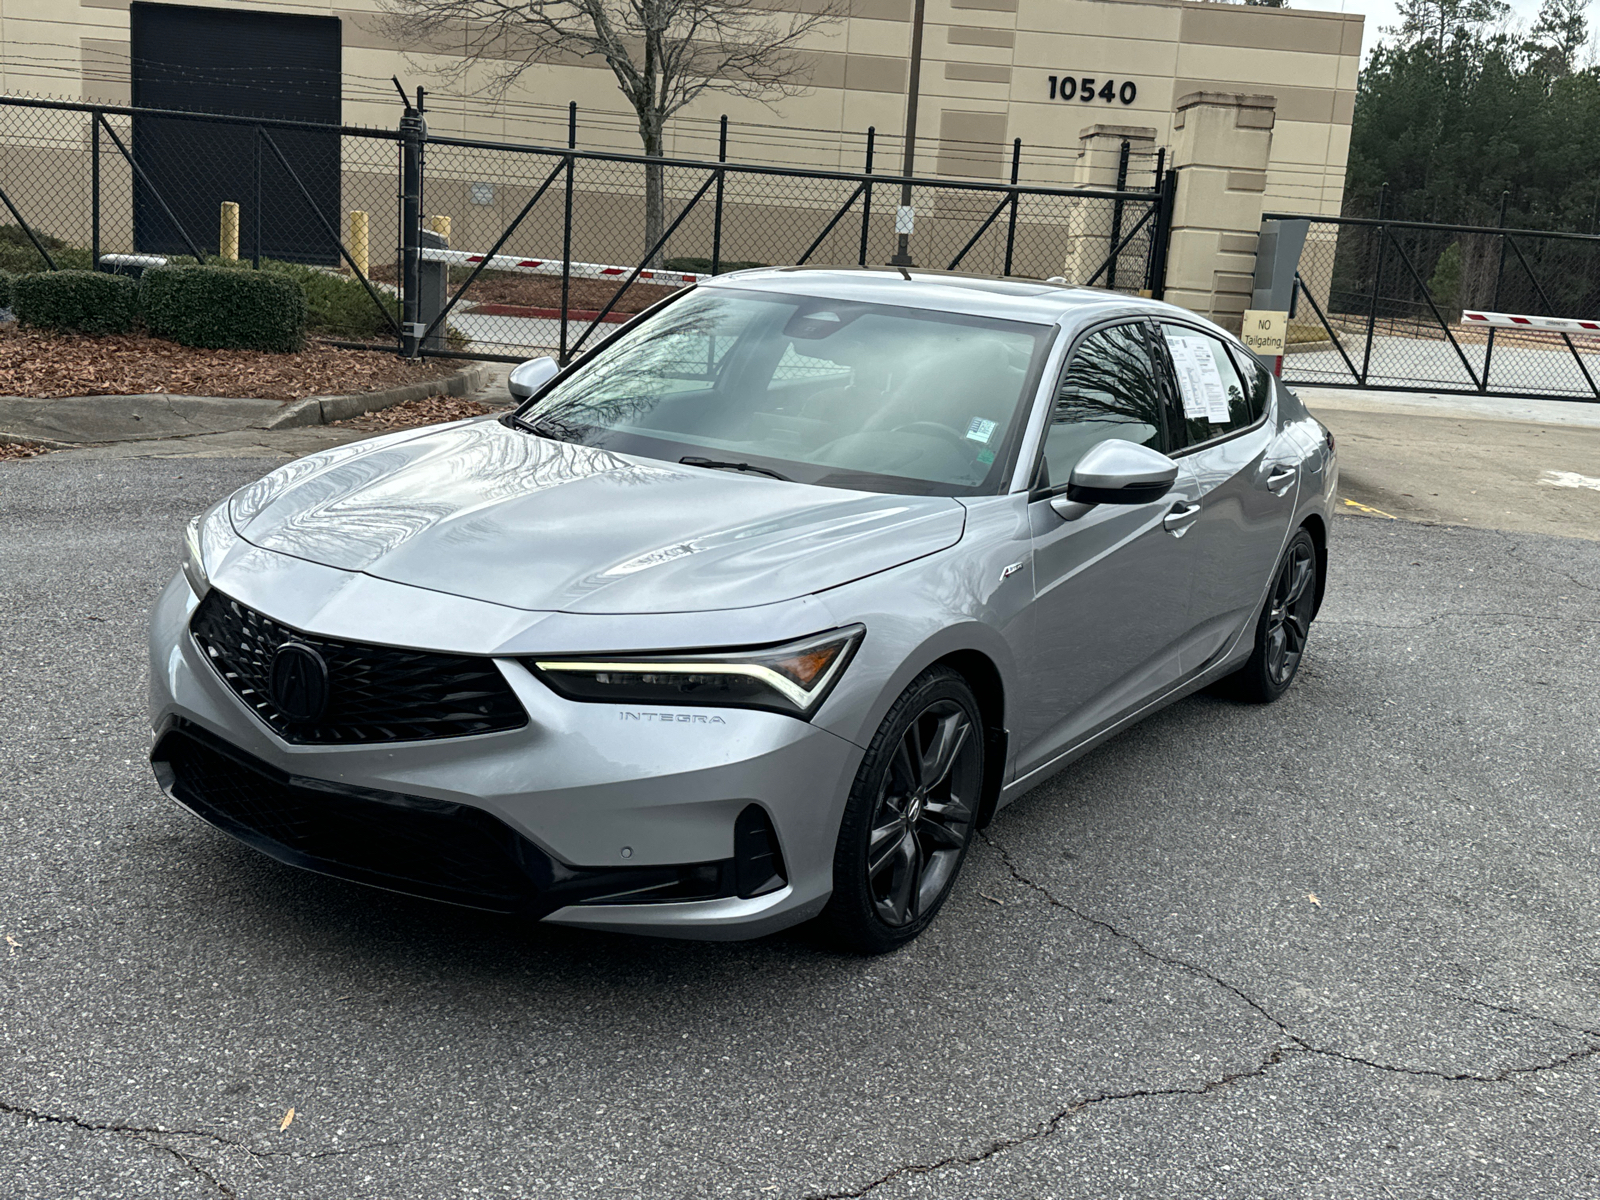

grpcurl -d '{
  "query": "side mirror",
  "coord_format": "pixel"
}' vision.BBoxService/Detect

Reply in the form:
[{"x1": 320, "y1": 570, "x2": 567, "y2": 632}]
[
  {"x1": 1049, "y1": 439, "x2": 1178, "y2": 519},
  {"x1": 508, "y1": 356, "x2": 560, "y2": 401}
]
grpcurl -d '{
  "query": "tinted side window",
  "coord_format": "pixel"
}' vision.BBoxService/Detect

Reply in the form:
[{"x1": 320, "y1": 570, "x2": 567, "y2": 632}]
[
  {"x1": 1039, "y1": 322, "x2": 1166, "y2": 489},
  {"x1": 1159, "y1": 324, "x2": 1258, "y2": 446},
  {"x1": 1227, "y1": 345, "x2": 1273, "y2": 424}
]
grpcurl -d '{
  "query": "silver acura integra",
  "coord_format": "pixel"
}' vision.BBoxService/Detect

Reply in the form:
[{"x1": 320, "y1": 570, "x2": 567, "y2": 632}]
[{"x1": 149, "y1": 268, "x2": 1336, "y2": 953}]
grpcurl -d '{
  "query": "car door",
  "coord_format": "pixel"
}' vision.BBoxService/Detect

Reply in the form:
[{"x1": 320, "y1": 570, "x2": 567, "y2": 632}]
[
  {"x1": 1013, "y1": 319, "x2": 1203, "y2": 781},
  {"x1": 1154, "y1": 322, "x2": 1299, "y2": 673}
]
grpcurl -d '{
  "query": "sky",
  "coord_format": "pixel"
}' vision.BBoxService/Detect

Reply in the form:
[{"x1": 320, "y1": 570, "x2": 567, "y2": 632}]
[{"x1": 1289, "y1": 0, "x2": 1574, "y2": 58}]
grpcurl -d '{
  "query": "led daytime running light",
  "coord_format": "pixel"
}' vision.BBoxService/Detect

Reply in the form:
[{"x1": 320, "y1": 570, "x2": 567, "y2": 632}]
[{"x1": 531, "y1": 626, "x2": 863, "y2": 716}]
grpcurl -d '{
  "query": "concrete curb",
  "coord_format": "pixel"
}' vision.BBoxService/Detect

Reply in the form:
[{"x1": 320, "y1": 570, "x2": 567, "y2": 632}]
[
  {"x1": 0, "y1": 430, "x2": 74, "y2": 450},
  {"x1": 0, "y1": 364, "x2": 490, "y2": 447},
  {"x1": 264, "y1": 364, "x2": 490, "y2": 429}
]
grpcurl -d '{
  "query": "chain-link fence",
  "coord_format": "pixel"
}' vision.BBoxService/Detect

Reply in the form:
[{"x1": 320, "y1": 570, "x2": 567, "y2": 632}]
[
  {"x1": 0, "y1": 94, "x2": 1171, "y2": 364},
  {"x1": 1279, "y1": 212, "x2": 1600, "y2": 401}
]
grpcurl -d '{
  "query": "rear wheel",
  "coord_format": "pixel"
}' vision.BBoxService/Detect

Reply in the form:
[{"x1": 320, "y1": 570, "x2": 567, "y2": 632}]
[
  {"x1": 1223, "y1": 527, "x2": 1319, "y2": 704},
  {"x1": 817, "y1": 668, "x2": 984, "y2": 954}
]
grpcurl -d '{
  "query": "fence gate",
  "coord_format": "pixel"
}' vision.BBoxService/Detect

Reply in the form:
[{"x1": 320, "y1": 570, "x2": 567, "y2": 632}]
[
  {"x1": 0, "y1": 93, "x2": 1176, "y2": 365},
  {"x1": 1272, "y1": 207, "x2": 1600, "y2": 403}
]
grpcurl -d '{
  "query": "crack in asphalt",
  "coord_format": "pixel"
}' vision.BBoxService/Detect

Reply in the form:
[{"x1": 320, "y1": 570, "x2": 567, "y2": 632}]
[
  {"x1": 1493, "y1": 529, "x2": 1600, "y2": 595},
  {"x1": 980, "y1": 833, "x2": 1600, "y2": 1084},
  {"x1": 802, "y1": 1046, "x2": 1291, "y2": 1200},
  {"x1": 1428, "y1": 991, "x2": 1600, "y2": 1042},
  {"x1": 0, "y1": 1099, "x2": 246, "y2": 1196},
  {"x1": 0, "y1": 1097, "x2": 397, "y2": 1195},
  {"x1": 798, "y1": 836, "x2": 1600, "y2": 1200}
]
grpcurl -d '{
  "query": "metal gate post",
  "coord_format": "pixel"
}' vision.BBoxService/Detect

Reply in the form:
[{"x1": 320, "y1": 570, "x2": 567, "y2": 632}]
[
  {"x1": 1360, "y1": 183, "x2": 1387, "y2": 386},
  {"x1": 399, "y1": 103, "x2": 426, "y2": 357},
  {"x1": 560, "y1": 102, "x2": 576, "y2": 365},
  {"x1": 91, "y1": 110, "x2": 100, "y2": 270},
  {"x1": 711, "y1": 115, "x2": 727, "y2": 277},
  {"x1": 859, "y1": 127, "x2": 875, "y2": 267},
  {"x1": 251, "y1": 126, "x2": 262, "y2": 268},
  {"x1": 1482, "y1": 191, "x2": 1509, "y2": 394},
  {"x1": 1106, "y1": 138, "x2": 1131, "y2": 291},
  {"x1": 1002, "y1": 138, "x2": 1021, "y2": 277},
  {"x1": 1148, "y1": 167, "x2": 1176, "y2": 300}
]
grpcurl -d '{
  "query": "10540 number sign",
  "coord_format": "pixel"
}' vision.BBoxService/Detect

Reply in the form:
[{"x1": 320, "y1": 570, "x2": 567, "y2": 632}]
[{"x1": 1048, "y1": 76, "x2": 1138, "y2": 105}]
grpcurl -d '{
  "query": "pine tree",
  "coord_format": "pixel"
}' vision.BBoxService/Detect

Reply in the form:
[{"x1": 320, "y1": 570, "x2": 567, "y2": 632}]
[{"x1": 1528, "y1": 0, "x2": 1589, "y2": 75}]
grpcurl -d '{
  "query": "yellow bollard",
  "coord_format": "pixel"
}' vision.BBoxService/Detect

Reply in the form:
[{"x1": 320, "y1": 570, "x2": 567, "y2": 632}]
[
  {"x1": 349, "y1": 210, "x2": 369, "y2": 277},
  {"x1": 219, "y1": 201, "x2": 239, "y2": 261},
  {"x1": 426, "y1": 214, "x2": 451, "y2": 241}
]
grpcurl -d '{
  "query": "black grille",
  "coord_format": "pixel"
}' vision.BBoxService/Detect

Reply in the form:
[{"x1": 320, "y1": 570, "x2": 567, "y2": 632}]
[
  {"x1": 155, "y1": 726, "x2": 543, "y2": 910},
  {"x1": 151, "y1": 724, "x2": 743, "y2": 916},
  {"x1": 189, "y1": 590, "x2": 528, "y2": 744}
]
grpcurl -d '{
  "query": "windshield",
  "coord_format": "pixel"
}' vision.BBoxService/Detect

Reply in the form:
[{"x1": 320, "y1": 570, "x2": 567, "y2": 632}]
[{"x1": 514, "y1": 286, "x2": 1054, "y2": 495}]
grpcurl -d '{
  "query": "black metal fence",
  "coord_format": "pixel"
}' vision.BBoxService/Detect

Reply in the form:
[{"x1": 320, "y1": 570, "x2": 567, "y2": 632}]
[
  {"x1": 0, "y1": 93, "x2": 1173, "y2": 364},
  {"x1": 1276, "y1": 204, "x2": 1600, "y2": 402}
]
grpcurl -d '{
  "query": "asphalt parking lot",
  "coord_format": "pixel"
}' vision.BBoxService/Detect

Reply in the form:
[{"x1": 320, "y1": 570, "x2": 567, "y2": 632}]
[{"x1": 3, "y1": 453, "x2": 1598, "y2": 1200}]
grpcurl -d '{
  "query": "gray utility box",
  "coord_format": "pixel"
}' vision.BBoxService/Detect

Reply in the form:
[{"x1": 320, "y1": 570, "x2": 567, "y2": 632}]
[
  {"x1": 1251, "y1": 219, "x2": 1309, "y2": 315},
  {"x1": 417, "y1": 227, "x2": 450, "y2": 352}
]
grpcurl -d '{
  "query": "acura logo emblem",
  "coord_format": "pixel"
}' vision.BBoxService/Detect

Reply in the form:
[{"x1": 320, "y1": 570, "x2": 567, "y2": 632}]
[{"x1": 269, "y1": 642, "x2": 330, "y2": 724}]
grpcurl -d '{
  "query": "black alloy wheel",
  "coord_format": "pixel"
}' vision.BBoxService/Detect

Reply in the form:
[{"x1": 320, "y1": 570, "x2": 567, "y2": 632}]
[
  {"x1": 1264, "y1": 535, "x2": 1317, "y2": 687},
  {"x1": 1224, "y1": 526, "x2": 1320, "y2": 703},
  {"x1": 818, "y1": 667, "x2": 985, "y2": 954}
]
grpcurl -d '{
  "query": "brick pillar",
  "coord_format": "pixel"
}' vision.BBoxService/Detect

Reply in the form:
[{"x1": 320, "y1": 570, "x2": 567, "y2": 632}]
[
  {"x1": 1163, "y1": 92, "x2": 1276, "y2": 333},
  {"x1": 1062, "y1": 124, "x2": 1157, "y2": 286}
]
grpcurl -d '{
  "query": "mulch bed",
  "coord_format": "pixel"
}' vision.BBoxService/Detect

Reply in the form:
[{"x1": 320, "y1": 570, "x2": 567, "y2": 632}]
[
  {"x1": 0, "y1": 325, "x2": 460, "y2": 401},
  {"x1": 370, "y1": 267, "x2": 680, "y2": 314},
  {"x1": 333, "y1": 395, "x2": 495, "y2": 432}
]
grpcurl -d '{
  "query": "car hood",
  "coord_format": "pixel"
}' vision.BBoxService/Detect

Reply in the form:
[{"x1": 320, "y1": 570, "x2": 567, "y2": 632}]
[{"x1": 228, "y1": 418, "x2": 967, "y2": 614}]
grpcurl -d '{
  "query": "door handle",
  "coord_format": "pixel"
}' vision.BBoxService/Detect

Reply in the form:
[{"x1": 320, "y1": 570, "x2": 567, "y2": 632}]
[
  {"x1": 1163, "y1": 500, "x2": 1202, "y2": 532},
  {"x1": 1266, "y1": 465, "x2": 1298, "y2": 489}
]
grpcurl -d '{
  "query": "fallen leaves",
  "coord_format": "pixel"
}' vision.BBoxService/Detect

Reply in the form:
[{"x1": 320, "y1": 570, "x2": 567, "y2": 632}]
[
  {"x1": 279, "y1": 1107, "x2": 295, "y2": 1132},
  {"x1": 1307, "y1": 893, "x2": 1321, "y2": 907},
  {"x1": 0, "y1": 440, "x2": 50, "y2": 461},
  {"x1": 4, "y1": 934, "x2": 18, "y2": 954},
  {"x1": 0, "y1": 324, "x2": 459, "y2": 401},
  {"x1": 333, "y1": 395, "x2": 494, "y2": 432}
]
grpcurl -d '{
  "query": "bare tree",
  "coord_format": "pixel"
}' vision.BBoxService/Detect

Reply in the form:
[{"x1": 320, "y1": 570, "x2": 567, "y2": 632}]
[{"x1": 379, "y1": 0, "x2": 844, "y2": 264}]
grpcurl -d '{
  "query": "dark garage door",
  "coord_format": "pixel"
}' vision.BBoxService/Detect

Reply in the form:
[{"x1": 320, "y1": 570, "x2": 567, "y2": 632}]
[{"x1": 129, "y1": 2, "x2": 341, "y2": 264}]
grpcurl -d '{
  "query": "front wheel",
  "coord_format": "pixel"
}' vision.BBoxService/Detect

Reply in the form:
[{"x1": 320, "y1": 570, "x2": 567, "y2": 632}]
[
  {"x1": 817, "y1": 668, "x2": 985, "y2": 954},
  {"x1": 1223, "y1": 527, "x2": 1319, "y2": 704}
]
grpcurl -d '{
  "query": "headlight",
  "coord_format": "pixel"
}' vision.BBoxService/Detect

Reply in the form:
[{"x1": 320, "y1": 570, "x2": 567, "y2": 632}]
[
  {"x1": 180, "y1": 502, "x2": 236, "y2": 599},
  {"x1": 181, "y1": 513, "x2": 210, "y2": 598},
  {"x1": 528, "y1": 626, "x2": 864, "y2": 718}
]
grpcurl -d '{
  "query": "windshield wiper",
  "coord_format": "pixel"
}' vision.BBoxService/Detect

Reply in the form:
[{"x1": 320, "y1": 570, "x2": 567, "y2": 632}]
[{"x1": 678, "y1": 456, "x2": 792, "y2": 482}]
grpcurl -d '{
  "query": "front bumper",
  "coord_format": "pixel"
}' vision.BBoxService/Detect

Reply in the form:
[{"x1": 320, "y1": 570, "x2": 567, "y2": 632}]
[{"x1": 148, "y1": 574, "x2": 862, "y2": 938}]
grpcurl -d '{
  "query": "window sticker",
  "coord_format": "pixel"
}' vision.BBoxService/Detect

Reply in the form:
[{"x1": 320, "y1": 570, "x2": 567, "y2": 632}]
[
  {"x1": 1167, "y1": 333, "x2": 1231, "y2": 424},
  {"x1": 1166, "y1": 336, "x2": 1209, "y2": 420},
  {"x1": 966, "y1": 417, "x2": 998, "y2": 444}
]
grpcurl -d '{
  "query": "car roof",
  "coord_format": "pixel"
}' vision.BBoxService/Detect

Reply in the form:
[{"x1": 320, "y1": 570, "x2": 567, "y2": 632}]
[{"x1": 700, "y1": 266, "x2": 1225, "y2": 335}]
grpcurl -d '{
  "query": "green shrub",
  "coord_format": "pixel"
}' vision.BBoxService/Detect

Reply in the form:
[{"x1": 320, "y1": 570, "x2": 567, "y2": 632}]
[
  {"x1": 0, "y1": 268, "x2": 13, "y2": 310},
  {"x1": 141, "y1": 264, "x2": 307, "y2": 353},
  {"x1": 664, "y1": 257, "x2": 767, "y2": 275},
  {"x1": 260, "y1": 259, "x2": 399, "y2": 340},
  {"x1": 0, "y1": 242, "x2": 93, "y2": 275},
  {"x1": 12, "y1": 269, "x2": 138, "y2": 334}
]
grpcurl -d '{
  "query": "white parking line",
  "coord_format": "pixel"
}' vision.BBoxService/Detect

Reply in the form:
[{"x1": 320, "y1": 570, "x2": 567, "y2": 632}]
[{"x1": 1539, "y1": 470, "x2": 1600, "y2": 491}]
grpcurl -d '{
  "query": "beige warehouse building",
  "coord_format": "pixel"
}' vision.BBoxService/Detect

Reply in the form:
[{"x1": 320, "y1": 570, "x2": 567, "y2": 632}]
[{"x1": 24, "y1": 0, "x2": 1360, "y2": 210}]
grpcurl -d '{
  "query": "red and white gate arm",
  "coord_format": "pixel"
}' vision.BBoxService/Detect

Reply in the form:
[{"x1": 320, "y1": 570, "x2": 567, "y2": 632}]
[
  {"x1": 1461, "y1": 309, "x2": 1600, "y2": 334},
  {"x1": 418, "y1": 247, "x2": 709, "y2": 287}
]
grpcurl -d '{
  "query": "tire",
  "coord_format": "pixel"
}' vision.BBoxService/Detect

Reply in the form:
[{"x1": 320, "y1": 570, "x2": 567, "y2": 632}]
[
  {"x1": 1222, "y1": 526, "x2": 1319, "y2": 704},
  {"x1": 816, "y1": 667, "x2": 985, "y2": 954}
]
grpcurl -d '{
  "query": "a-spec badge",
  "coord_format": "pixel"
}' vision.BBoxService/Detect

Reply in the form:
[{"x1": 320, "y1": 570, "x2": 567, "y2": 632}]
[{"x1": 269, "y1": 642, "x2": 331, "y2": 724}]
